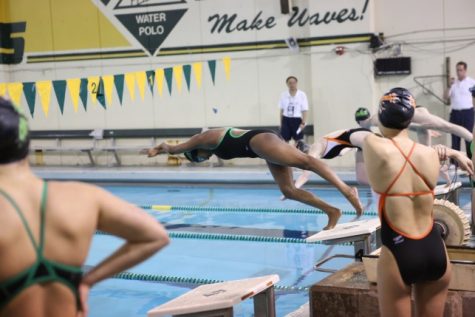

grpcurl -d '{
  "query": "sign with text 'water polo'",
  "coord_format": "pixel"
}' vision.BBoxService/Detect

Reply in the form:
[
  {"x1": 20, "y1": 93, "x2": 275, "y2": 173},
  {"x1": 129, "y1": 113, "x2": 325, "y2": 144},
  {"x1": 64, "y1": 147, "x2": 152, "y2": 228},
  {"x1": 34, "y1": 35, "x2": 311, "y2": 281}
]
[{"x1": 95, "y1": 0, "x2": 188, "y2": 56}]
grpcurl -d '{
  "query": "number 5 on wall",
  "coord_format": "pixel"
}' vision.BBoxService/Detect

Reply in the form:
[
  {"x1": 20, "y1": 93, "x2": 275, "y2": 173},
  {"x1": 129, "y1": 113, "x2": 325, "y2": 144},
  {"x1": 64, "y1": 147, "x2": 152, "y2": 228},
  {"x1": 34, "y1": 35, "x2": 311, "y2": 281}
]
[{"x1": 0, "y1": 22, "x2": 26, "y2": 64}]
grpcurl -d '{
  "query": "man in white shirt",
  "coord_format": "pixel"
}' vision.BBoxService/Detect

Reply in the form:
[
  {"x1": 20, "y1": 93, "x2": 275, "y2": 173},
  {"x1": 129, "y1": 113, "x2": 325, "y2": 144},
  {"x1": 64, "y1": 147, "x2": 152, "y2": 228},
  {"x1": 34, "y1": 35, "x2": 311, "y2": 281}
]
[
  {"x1": 445, "y1": 61, "x2": 475, "y2": 160},
  {"x1": 279, "y1": 76, "x2": 309, "y2": 147}
]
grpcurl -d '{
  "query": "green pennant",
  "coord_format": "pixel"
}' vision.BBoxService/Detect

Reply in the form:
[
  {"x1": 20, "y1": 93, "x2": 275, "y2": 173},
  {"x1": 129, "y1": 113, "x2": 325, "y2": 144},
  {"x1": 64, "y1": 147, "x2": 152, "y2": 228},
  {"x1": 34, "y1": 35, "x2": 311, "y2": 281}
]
[
  {"x1": 23, "y1": 82, "x2": 36, "y2": 116},
  {"x1": 53, "y1": 80, "x2": 67, "y2": 114},
  {"x1": 146, "y1": 70, "x2": 155, "y2": 95},
  {"x1": 97, "y1": 77, "x2": 106, "y2": 109},
  {"x1": 208, "y1": 60, "x2": 216, "y2": 85},
  {"x1": 114, "y1": 74, "x2": 125, "y2": 105},
  {"x1": 183, "y1": 65, "x2": 192, "y2": 91},
  {"x1": 164, "y1": 67, "x2": 173, "y2": 95},
  {"x1": 79, "y1": 78, "x2": 88, "y2": 111}
]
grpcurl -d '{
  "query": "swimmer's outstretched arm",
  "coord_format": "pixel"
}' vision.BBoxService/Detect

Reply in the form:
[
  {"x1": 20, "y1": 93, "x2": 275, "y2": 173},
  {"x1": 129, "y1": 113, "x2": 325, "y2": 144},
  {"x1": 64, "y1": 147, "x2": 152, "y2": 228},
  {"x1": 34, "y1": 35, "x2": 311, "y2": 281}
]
[
  {"x1": 432, "y1": 144, "x2": 474, "y2": 175},
  {"x1": 79, "y1": 186, "x2": 169, "y2": 316},
  {"x1": 145, "y1": 131, "x2": 218, "y2": 157}
]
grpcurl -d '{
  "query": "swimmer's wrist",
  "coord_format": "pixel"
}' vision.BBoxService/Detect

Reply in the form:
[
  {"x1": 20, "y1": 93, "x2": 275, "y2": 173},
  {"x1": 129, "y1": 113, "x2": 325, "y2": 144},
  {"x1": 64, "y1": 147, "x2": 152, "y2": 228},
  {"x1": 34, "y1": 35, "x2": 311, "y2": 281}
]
[{"x1": 81, "y1": 274, "x2": 95, "y2": 288}]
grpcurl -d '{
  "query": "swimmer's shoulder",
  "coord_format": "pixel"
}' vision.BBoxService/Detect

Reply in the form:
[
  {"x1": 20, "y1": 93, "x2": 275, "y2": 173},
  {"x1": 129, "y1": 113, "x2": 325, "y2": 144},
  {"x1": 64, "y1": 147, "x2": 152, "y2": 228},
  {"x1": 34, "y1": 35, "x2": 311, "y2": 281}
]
[
  {"x1": 47, "y1": 181, "x2": 108, "y2": 204},
  {"x1": 414, "y1": 142, "x2": 439, "y2": 163},
  {"x1": 363, "y1": 133, "x2": 387, "y2": 151}
]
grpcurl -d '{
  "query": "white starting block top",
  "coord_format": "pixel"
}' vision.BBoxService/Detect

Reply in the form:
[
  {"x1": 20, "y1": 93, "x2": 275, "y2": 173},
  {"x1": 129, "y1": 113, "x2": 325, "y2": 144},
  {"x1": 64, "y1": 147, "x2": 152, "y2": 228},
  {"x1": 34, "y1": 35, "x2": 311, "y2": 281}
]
[
  {"x1": 434, "y1": 181, "x2": 462, "y2": 196},
  {"x1": 306, "y1": 218, "x2": 381, "y2": 243},
  {"x1": 147, "y1": 274, "x2": 280, "y2": 317}
]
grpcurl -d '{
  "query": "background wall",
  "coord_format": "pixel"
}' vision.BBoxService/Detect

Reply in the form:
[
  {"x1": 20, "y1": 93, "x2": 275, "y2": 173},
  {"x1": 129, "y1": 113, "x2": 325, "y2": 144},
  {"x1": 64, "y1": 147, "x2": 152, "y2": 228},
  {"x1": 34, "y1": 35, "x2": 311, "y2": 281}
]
[{"x1": 1, "y1": 0, "x2": 474, "y2": 167}]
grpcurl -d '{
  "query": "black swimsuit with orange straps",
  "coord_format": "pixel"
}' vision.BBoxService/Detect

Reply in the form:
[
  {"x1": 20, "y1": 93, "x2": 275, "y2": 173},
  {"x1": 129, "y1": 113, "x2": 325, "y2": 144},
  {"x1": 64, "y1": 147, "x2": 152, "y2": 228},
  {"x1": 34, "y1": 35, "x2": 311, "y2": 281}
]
[{"x1": 376, "y1": 139, "x2": 447, "y2": 285}]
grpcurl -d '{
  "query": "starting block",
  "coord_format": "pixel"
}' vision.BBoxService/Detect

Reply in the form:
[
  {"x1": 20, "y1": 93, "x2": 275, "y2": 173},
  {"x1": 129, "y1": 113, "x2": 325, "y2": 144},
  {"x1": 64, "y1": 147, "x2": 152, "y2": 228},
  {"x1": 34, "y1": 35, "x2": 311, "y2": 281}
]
[
  {"x1": 306, "y1": 218, "x2": 381, "y2": 273},
  {"x1": 147, "y1": 275, "x2": 279, "y2": 317}
]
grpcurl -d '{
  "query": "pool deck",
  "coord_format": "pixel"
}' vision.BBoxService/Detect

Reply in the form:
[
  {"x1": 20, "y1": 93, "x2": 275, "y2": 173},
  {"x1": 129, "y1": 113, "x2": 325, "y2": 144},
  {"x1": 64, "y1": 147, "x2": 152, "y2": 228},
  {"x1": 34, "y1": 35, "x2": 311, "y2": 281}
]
[{"x1": 32, "y1": 165, "x2": 472, "y2": 186}]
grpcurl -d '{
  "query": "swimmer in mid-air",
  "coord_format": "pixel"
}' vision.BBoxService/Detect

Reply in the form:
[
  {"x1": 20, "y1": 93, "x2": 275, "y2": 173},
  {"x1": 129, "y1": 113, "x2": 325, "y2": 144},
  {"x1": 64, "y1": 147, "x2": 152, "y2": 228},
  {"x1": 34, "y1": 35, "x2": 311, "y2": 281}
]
[
  {"x1": 144, "y1": 127, "x2": 363, "y2": 229},
  {"x1": 355, "y1": 105, "x2": 472, "y2": 146},
  {"x1": 290, "y1": 108, "x2": 473, "y2": 191}
]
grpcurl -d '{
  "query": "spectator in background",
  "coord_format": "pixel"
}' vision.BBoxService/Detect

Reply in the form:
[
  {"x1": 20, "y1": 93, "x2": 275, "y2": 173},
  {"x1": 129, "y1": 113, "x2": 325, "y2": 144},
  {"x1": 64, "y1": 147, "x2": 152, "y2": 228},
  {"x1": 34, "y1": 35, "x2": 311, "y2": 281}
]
[
  {"x1": 279, "y1": 76, "x2": 309, "y2": 151},
  {"x1": 444, "y1": 61, "x2": 475, "y2": 164}
]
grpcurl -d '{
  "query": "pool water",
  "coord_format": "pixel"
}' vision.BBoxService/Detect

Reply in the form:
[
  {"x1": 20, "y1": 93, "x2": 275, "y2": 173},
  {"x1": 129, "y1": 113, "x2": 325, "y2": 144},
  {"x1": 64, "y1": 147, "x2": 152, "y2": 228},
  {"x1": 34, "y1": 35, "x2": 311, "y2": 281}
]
[{"x1": 86, "y1": 185, "x2": 472, "y2": 317}]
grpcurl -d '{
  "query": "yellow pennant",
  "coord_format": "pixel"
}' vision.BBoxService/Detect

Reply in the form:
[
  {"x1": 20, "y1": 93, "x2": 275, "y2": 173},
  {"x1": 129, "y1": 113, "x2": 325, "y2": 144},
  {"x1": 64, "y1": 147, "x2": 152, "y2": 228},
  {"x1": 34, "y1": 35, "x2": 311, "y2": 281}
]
[
  {"x1": 7, "y1": 82, "x2": 23, "y2": 107},
  {"x1": 67, "y1": 78, "x2": 81, "y2": 112},
  {"x1": 173, "y1": 65, "x2": 183, "y2": 93},
  {"x1": 36, "y1": 80, "x2": 52, "y2": 117},
  {"x1": 124, "y1": 72, "x2": 136, "y2": 101},
  {"x1": 102, "y1": 75, "x2": 114, "y2": 106},
  {"x1": 155, "y1": 68, "x2": 164, "y2": 97},
  {"x1": 135, "y1": 71, "x2": 146, "y2": 101},
  {"x1": 0, "y1": 83, "x2": 6, "y2": 97},
  {"x1": 193, "y1": 62, "x2": 203, "y2": 88},
  {"x1": 87, "y1": 76, "x2": 100, "y2": 105},
  {"x1": 223, "y1": 56, "x2": 231, "y2": 80}
]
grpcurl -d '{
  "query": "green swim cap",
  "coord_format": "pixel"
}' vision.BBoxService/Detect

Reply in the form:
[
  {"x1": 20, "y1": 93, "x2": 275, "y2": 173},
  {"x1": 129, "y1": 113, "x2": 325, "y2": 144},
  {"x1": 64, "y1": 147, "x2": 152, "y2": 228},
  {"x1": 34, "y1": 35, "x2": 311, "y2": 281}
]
[{"x1": 355, "y1": 107, "x2": 370, "y2": 122}]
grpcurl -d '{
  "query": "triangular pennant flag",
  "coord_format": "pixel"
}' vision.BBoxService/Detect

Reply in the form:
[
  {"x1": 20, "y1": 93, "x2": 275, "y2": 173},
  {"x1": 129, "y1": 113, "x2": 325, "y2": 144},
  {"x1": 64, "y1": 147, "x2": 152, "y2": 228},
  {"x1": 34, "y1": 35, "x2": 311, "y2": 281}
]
[
  {"x1": 164, "y1": 67, "x2": 173, "y2": 95},
  {"x1": 155, "y1": 68, "x2": 164, "y2": 97},
  {"x1": 114, "y1": 74, "x2": 125, "y2": 105},
  {"x1": 183, "y1": 65, "x2": 192, "y2": 91},
  {"x1": 79, "y1": 78, "x2": 88, "y2": 111},
  {"x1": 23, "y1": 82, "x2": 36, "y2": 116},
  {"x1": 173, "y1": 65, "x2": 183, "y2": 93},
  {"x1": 36, "y1": 80, "x2": 52, "y2": 117},
  {"x1": 67, "y1": 78, "x2": 81, "y2": 112},
  {"x1": 7, "y1": 82, "x2": 23, "y2": 107},
  {"x1": 88, "y1": 76, "x2": 100, "y2": 105},
  {"x1": 53, "y1": 80, "x2": 67, "y2": 114},
  {"x1": 223, "y1": 56, "x2": 231, "y2": 80},
  {"x1": 146, "y1": 70, "x2": 155, "y2": 95},
  {"x1": 135, "y1": 71, "x2": 147, "y2": 101},
  {"x1": 0, "y1": 83, "x2": 6, "y2": 97},
  {"x1": 97, "y1": 78, "x2": 106, "y2": 109},
  {"x1": 208, "y1": 60, "x2": 216, "y2": 85},
  {"x1": 102, "y1": 75, "x2": 114, "y2": 106},
  {"x1": 193, "y1": 62, "x2": 203, "y2": 89},
  {"x1": 124, "y1": 72, "x2": 136, "y2": 101}
]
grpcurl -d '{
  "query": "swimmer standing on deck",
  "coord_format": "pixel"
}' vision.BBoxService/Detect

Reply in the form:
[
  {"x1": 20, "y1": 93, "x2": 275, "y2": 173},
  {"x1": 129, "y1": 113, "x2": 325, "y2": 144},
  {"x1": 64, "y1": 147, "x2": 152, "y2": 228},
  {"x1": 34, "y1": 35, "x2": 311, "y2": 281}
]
[
  {"x1": 0, "y1": 97, "x2": 169, "y2": 317},
  {"x1": 364, "y1": 88, "x2": 452, "y2": 317}
]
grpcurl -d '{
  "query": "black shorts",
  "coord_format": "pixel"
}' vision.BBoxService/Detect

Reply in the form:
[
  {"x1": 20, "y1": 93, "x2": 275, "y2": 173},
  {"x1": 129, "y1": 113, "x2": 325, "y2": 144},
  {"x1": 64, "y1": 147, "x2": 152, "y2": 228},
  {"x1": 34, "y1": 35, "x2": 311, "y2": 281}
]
[{"x1": 280, "y1": 116, "x2": 303, "y2": 141}]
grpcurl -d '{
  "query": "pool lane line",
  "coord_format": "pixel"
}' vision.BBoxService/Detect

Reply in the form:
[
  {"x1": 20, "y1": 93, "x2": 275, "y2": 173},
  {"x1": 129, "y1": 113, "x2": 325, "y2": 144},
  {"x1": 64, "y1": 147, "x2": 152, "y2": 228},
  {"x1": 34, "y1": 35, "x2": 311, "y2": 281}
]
[
  {"x1": 95, "y1": 230, "x2": 351, "y2": 246},
  {"x1": 140, "y1": 204, "x2": 378, "y2": 216},
  {"x1": 82, "y1": 265, "x2": 310, "y2": 292}
]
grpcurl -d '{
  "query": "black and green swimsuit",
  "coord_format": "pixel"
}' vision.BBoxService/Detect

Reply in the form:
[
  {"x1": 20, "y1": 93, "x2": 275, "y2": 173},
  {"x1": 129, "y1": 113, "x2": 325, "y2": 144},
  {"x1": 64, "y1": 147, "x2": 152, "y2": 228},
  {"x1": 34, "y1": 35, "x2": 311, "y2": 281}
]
[
  {"x1": 0, "y1": 182, "x2": 82, "y2": 310},
  {"x1": 213, "y1": 128, "x2": 278, "y2": 160}
]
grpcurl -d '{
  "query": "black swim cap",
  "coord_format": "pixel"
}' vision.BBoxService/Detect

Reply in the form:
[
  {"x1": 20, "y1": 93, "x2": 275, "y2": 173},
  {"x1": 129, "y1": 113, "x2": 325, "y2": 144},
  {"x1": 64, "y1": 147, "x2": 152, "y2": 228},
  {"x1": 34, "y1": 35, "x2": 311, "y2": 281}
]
[
  {"x1": 184, "y1": 149, "x2": 208, "y2": 163},
  {"x1": 355, "y1": 107, "x2": 371, "y2": 122},
  {"x1": 378, "y1": 87, "x2": 415, "y2": 130},
  {"x1": 0, "y1": 97, "x2": 30, "y2": 164}
]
